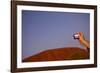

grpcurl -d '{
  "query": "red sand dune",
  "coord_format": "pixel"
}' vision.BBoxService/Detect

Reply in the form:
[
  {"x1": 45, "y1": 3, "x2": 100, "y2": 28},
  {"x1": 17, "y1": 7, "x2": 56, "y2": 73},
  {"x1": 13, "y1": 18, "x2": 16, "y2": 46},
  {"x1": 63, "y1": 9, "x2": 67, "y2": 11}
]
[{"x1": 23, "y1": 47, "x2": 89, "y2": 62}]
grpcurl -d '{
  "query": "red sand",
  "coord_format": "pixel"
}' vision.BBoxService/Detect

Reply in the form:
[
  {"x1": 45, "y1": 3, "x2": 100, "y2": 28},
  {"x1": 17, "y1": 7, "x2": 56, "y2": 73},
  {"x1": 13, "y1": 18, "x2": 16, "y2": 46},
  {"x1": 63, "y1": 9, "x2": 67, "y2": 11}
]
[{"x1": 23, "y1": 47, "x2": 89, "y2": 62}]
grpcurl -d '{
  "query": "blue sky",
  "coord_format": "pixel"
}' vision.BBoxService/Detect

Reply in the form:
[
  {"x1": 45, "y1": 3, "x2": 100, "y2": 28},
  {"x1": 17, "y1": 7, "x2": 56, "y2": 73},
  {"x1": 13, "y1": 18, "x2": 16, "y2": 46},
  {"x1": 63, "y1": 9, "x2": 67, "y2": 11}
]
[{"x1": 22, "y1": 10, "x2": 90, "y2": 59}]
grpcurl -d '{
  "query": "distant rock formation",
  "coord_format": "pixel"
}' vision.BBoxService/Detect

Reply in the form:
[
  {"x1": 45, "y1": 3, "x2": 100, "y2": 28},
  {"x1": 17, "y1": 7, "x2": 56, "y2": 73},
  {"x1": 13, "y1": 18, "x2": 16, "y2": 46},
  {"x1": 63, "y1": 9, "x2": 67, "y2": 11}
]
[{"x1": 23, "y1": 47, "x2": 89, "y2": 62}]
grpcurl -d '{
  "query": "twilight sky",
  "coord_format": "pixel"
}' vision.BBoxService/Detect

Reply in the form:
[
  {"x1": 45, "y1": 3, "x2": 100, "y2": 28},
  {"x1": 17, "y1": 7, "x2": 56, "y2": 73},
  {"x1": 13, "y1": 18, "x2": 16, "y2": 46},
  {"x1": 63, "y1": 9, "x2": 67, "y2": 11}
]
[{"x1": 22, "y1": 10, "x2": 90, "y2": 59}]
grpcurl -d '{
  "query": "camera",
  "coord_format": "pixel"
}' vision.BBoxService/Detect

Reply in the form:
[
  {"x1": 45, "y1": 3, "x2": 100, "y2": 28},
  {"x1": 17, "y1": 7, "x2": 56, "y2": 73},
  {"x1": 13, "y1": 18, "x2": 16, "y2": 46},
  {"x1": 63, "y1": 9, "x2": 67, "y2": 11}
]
[{"x1": 73, "y1": 33, "x2": 79, "y2": 39}]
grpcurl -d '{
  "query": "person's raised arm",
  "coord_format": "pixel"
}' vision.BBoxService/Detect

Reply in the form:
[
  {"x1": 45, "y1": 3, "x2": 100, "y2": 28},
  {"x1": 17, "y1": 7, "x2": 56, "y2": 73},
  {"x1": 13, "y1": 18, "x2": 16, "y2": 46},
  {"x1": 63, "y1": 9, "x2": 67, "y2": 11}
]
[{"x1": 77, "y1": 32, "x2": 90, "y2": 50}]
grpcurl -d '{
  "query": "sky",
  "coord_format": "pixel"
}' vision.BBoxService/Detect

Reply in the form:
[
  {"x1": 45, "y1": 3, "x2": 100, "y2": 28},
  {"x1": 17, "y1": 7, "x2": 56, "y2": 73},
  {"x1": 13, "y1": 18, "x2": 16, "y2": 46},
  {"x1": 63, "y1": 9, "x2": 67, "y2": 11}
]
[{"x1": 22, "y1": 10, "x2": 90, "y2": 59}]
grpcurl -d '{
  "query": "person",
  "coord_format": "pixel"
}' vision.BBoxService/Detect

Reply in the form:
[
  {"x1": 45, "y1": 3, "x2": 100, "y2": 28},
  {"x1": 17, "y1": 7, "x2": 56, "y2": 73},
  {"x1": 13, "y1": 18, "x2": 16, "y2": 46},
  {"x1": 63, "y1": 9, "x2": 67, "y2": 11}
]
[{"x1": 76, "y1": 32, "x2": 90, "y2": 52}]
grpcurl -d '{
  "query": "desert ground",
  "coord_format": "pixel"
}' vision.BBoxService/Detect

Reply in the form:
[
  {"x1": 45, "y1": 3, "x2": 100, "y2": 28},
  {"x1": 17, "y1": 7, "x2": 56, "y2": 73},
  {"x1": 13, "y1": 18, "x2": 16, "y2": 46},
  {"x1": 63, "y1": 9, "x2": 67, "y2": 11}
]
[{"x1": 23, "y1": 47, "x2": 89, "y2": 62}]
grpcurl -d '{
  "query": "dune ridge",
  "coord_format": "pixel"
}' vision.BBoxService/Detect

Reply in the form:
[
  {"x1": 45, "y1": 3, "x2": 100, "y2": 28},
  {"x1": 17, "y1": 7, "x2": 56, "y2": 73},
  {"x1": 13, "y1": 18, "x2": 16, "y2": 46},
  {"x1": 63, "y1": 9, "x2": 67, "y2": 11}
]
[{"x1": 23, "y1": 47, "x2": 89, "y2": 62}]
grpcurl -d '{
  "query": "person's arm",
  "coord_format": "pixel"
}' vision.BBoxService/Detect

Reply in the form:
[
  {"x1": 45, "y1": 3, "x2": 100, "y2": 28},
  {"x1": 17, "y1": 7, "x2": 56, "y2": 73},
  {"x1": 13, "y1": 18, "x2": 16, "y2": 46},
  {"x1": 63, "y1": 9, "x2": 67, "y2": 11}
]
[{"x1": 77, "y1": 32, "x2": 90, "y2": 50}]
